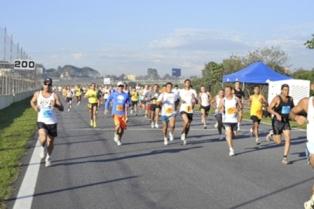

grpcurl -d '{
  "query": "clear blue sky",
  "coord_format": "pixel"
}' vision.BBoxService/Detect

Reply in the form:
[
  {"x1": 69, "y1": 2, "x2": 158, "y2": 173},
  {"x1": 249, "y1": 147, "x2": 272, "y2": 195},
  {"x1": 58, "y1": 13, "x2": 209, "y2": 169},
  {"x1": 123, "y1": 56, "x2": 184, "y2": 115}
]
[{"x1": 1, "y1": 0, "x2": 314, "y2": 76}]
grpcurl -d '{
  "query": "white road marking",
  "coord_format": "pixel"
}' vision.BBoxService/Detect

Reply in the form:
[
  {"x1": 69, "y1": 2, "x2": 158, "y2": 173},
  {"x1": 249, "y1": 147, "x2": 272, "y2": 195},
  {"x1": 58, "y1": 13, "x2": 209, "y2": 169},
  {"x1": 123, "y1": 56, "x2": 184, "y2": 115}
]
[{"x1": 12, "y1": 140, "x2": 42, "y2": 209}]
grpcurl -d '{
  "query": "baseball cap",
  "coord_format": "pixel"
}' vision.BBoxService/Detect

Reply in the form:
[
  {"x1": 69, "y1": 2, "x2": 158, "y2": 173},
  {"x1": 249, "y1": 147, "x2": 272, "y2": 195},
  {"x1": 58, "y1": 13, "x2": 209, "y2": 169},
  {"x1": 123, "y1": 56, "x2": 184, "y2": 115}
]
[
  {"x1": 43, "y1": 78, "x2": 52, "y2": 86},
  {"x1": 117, "y1": 81, "x2": 124, "y2": 87}
]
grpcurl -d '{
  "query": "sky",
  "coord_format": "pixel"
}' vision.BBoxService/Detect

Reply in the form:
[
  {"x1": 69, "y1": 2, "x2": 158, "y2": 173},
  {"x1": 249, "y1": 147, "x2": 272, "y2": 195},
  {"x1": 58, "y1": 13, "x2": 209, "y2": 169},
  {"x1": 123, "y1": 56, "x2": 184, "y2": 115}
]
[{"x1": 1, "y1": 0, "x2": 314, "y2": 76}]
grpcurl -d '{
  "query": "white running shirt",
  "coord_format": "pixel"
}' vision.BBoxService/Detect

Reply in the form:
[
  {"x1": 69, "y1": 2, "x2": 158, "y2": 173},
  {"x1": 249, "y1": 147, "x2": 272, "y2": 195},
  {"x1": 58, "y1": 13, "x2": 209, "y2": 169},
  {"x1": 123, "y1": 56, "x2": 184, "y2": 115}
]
[
  {"x1": 157, "y1": 92, "x2": 177, "y2": 117},
  {"x1": 179, "y1": 89, "x2": 197, "y2": 113},
  {"x1": 222, "y1": 96, "x2": 238, "y2": 123},
  {"x1": 37, "y1": 91, "x2": 57, "y2": 124},
  {"x1": 307, "y1": 96, "x2": 314, "y2": 153},
  {"x1": 200, "y1": 92, "x2": 210, "y2": 107}
]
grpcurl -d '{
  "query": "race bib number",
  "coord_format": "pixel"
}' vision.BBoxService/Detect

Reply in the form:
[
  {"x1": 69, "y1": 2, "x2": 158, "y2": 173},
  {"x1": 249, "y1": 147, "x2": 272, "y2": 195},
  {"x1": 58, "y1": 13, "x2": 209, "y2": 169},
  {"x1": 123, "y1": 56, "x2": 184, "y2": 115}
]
[
  {"x1": 281, "y1": 106, "x2": 291, "y2": 114},
  {"x1": 42, "y1": 108, "x2": 53, "y2": 118},
  {"x1": 165, "y1": 107, "x2": 174, "y2": 114},
  {"x1": 116, "y1": 105, "x2": 124, "y2": 112},
  {"x1": 227, "y1": 107, "x2": 237, "y2": 114},
  {"x1": 182, "y1": 104, "x2": 192, "y2": 113}
]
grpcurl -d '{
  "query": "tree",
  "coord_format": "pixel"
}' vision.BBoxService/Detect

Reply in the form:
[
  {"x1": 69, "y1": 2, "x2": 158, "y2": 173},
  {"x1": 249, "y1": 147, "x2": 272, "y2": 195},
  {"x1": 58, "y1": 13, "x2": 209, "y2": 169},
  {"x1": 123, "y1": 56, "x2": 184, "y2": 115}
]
[
  {"x1": 242, "y1": 47, "x2": 288, "y2": 74},
  {"x1": 222, "y1": 55, "x2": 244, "y2": 74},
  {"x1": 305, "y1": 34, "x2": 314, "y2": 49},
  {"x1": 146, "y1": 68, "x2": 160, "y2": 80}
]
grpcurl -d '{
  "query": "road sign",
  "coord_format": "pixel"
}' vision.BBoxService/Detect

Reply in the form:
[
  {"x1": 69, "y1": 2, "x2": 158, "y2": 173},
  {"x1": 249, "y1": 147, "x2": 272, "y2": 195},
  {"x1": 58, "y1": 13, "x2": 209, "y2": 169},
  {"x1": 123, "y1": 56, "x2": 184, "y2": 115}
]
[
  {"x1": 172, "y1": 68, "x2": 181, "y2": 77},
  {"x1": 103, "y1": 77, "x2": 111, "y2": 85},
  {"x1": 14, "y1": 59, "x2": 36, "y2": 70}
]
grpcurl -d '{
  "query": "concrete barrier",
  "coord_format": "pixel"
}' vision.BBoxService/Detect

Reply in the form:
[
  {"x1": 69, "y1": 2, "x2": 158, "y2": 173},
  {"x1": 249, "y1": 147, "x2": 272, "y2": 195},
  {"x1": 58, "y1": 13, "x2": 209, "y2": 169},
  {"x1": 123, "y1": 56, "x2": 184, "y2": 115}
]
[{"x1": 0, "y1": 91, "x2": 35, "y2": 110}]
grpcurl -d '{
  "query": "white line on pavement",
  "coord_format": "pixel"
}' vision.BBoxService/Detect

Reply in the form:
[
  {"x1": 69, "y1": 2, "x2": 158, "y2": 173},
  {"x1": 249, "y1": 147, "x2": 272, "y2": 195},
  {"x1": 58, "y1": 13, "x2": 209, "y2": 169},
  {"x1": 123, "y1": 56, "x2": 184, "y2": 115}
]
[{"x1": 12, "y1": 140, "x2": 41, "y2": 209}]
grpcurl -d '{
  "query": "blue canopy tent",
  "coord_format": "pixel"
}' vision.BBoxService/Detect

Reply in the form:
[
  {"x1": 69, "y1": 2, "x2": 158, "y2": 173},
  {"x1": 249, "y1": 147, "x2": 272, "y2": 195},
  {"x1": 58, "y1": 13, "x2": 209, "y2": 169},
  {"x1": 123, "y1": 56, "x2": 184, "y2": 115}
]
[{"x1": 223, "y1": 62, "x2": 291, "y2": 84}]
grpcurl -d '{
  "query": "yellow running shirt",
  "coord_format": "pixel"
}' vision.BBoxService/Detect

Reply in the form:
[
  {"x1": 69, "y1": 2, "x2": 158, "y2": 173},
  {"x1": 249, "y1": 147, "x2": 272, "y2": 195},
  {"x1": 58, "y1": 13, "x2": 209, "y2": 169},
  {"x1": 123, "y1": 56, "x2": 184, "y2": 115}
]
[
  {"x1": 85, "y1": 89, "x2": 98, "y2": 104},
  {"x1": 250, "y1": 94, "x2": 263, "y2": 119}
]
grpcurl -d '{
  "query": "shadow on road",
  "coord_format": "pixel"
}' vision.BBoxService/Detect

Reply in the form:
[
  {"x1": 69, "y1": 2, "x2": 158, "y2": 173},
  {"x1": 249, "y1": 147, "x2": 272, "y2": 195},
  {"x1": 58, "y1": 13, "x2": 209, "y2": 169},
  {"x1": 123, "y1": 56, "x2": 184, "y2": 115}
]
[
  {"x1": 5, "y1": 175, "x2": 138, "y2": 203},
  {"x1": 50, "y1": 146, "x2": 203, "y2": 168},
  {"x1": 228, "y1": 176, "x2": 314, "y2": 209}
]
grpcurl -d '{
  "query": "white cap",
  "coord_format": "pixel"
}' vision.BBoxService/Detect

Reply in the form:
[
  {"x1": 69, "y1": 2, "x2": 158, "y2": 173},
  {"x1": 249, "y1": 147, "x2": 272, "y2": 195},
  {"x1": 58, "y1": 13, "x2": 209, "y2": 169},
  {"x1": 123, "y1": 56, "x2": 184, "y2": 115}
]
[{"x1": 117, "y1": 81, "x2": 124, "y2": 86}]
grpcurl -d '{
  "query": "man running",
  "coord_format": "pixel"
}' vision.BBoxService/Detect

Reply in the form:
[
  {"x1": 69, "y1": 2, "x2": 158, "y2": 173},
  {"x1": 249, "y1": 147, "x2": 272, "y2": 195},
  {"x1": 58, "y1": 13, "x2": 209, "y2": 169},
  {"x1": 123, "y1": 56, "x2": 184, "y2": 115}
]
[
  {"x1": 199, "y1": 85, "x2": 211, "y2": 129},
  {"x1": 149, "y1": 84, "x2": 161, "y2": 128},
  {"x1": 130, "y1": 87, "x2": 139, "y2": 115},
  {"x1": 85, "y1": 83, "x2": 99, "y2": 128},
  {"x1": 157, "y1": 82, "x2": 178, "y2": 145},
  {"x1": 179, "y1": 79, "x2": 197, "y2": 145},
  {"x1": 234, "y1": 81, "x2": 245, "y2": 131},
  {"x1": 219, "y1": 86, "x2": 242, "y2": 156},
  {"x1": 105, "y1": 82, "x2": 130, "y2": 146},
  {"x1": 289, "y1": 94, "x2": 314, "y2": 208},
  {"x1": 249, "y1": 85, "x2": 267, "y2": 145},
  {"x1": 30, "y1": 78, "x2": 64, "y2": 167},
  {"x1": 75, "y1": 85, "x2": 83, "y2": 105},
  {"x1": 214, "y1": 89, "x2": 225, "y2": 140},
  {"x1": 65, "y1": 86, "x2": 74, "y2": 112},
  {"x1": 266, "y1": 84, "x2": 295, "y2": 164}
]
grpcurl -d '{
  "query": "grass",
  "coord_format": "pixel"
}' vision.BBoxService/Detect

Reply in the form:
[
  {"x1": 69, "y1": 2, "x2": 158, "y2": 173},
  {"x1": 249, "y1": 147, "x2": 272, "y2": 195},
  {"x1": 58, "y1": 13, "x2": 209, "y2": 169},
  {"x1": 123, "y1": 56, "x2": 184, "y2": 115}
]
[{"x1": 0, "y1": 98, "x2": 37, "y2": 209}]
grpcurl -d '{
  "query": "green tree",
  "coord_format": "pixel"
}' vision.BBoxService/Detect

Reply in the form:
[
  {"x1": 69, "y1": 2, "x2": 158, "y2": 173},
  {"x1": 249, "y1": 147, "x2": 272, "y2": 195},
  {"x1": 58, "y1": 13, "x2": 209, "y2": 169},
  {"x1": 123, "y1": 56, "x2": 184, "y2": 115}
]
[
  {"x1": 242, "y1": 47, "x2": 288, "y2": 74},
  {"x1": 222, "y1": 55, "x2": 244, "y2": 74},
  {"x1": 305, "y1": 34, "x2": 314, "y2": 49}
]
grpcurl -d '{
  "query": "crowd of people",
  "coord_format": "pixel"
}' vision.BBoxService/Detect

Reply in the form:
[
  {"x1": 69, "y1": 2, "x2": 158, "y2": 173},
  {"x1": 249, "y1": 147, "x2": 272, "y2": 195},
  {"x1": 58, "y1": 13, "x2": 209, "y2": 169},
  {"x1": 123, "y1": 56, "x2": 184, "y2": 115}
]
[{"x1": 30, "y1": 78, "x2": 314, "y2": 208}]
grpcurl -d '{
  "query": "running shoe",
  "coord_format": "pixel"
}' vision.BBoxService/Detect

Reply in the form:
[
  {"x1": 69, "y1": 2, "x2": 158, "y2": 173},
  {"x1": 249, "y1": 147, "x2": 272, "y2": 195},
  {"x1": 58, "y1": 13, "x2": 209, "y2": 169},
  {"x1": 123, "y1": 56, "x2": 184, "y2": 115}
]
[
  {"x1": 90, "y1": 120, "x2": 93, "y2": 127},
  {"x1": 164, "y1": 137, "x2": 168, "y2": 146},
  {"x1": 93, "y1": 120, "x2": 97, "y2": 128},
  {"x1": 155, "y1": 123, "x2": 159, "y2": 128},
  {"x1": 229, "y1": 148, "x2": 235, "y2": 157},
  {"x1": 214, "y1": 123, "x2": 218, "y2": 128},
  {"x1": 219, "y1": 135, "x2": 225, "y2": 141},
  {"x1": 169, "y1": 132, "x2": 174, "y2": 141},
  {"x1": 256, "y1": 138, "x2": 260, "y2": 145},
  {"x1": 282, "y1": 157, "x2": 289, "y2": 165},
  {"x1": 45, "y1": 156, "x2": 52, "y2": 167},
  {"x1": 304, "y1": 195, "x2": 314, "y2": 209},
  {"x1": 266, "y1": 131, "x2": 273, "y2": 142},
  {"x1": 39, "y1": 145, "x2": 46, "y2": 160},
  {"x1": 151, "y1": 122, "x2": 154, "y2": 128},
  {"x1": 203, "y1": 125, "x2": 207, "y2": 129}
]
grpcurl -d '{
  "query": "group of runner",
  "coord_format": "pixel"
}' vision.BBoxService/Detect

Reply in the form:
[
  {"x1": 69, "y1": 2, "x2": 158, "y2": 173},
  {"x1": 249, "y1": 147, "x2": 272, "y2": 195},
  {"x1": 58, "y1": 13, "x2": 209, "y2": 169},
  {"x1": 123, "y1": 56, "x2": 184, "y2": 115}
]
[{"x1": 30, "y1": 78, "x2": 314, "y2": 208}]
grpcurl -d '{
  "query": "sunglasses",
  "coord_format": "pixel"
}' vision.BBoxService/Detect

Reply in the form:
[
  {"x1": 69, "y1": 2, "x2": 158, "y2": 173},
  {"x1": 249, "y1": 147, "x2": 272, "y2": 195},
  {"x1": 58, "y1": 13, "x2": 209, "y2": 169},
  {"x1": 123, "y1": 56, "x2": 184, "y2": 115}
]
[{"x1": 43, "y1": 83, "x2": 52, "y2": 86}]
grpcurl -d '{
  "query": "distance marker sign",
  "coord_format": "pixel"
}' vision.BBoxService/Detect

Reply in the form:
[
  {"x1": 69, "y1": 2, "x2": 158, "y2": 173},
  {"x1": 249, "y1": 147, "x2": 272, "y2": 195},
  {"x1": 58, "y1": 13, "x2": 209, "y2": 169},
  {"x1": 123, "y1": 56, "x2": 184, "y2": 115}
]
[{"x1": 14, "y1": 59, "x2": 36, "y2": 70}]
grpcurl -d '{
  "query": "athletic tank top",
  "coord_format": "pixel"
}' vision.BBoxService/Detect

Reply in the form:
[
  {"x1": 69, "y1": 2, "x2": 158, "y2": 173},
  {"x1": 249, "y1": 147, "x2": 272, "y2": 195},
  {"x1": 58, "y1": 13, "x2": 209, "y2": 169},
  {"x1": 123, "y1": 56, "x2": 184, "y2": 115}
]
[
  {"x1": 307, "y1": 97, "x2": 314, "y2": 144},
  {"x1": 274, "y1": 95, "x2": 294, "y2": 121},
  {"x1": 250, "y1": 94, "x2": 263, "y2": 119},
  {"x1": 37, "y1": 91, "x2": 57, "y2": 124},
  {"x1": 200, "y1": 92, "x2": 210, "y2": 107},
  {"x1": 223, "y1": 96, "x2": 238, "y2": 123}
]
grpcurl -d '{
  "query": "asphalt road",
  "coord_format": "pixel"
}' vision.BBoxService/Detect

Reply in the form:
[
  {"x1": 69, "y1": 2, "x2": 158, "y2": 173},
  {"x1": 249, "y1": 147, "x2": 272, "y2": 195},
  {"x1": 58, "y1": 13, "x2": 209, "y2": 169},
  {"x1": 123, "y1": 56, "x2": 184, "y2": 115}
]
[{"x1": 6, "y1": 99, "x2": 313, "y2": 209}]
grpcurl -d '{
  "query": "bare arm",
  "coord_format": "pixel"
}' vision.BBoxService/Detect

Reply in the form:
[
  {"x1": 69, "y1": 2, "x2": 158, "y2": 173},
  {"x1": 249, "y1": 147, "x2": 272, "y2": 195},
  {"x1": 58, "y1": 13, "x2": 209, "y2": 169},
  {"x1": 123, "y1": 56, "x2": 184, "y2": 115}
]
[
  {"x1": 30, "y1": 91, "x2": 39, "y2": 112},
  {"x1": 54, "y1": 94, "x2": 64, "y2": 112},
  {"x1": 290, "y1": 98, "x2": 308, "y2": 125},
  {"x1": 267, "y1": 96, "x2": 281, "y2": 121},
  {"x1": 236, "y1": 97, "x2": 243, "y2": 110}
]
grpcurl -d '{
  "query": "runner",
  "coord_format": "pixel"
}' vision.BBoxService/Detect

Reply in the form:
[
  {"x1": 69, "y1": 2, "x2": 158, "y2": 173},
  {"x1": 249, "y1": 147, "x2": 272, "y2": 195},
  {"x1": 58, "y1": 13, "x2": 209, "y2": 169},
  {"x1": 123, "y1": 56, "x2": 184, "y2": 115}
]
[
  {"x1": 213, "y1": 89, "x2": 225, "y2": 140},
  {"x1": 249, "y1": 85, "x2": 267, "y2": 145},
  {"x1": 30, "y1": 78, "x2": 64, "y2": 167},
  {"x1": 179, "y1": 79, "x2": 197, "y2": 145},
  {"x1": 105, "y1": 82, "x2": 130, "y2": 146},
  {"x1": 85, "y1": 83, "x2": 99, "y2": 128},
  {"x1": 219, "y1": 86, "x2": 242, "y2": 156},
  {"x1": 199, "y1": 85, "x2": 211, "y2": 129},
  {"x1": 233, "y1": 81, "x2": 245, "y2": 131},
  {"x1": 157, "y1": 82, "x2": 178, "y2": 145},
  {"x1": 130, "y1": 87, "x2": 139, "y2": 115},
  {"x1": 289, "y1": 95, "x2": 314, "y2": 209},
  {"x1": 65, "y1": 86, "x2": 74, "y2": 112},
  {"x1": 142, "y1": 85, "x2": 150, "y2": 118},
  {"x1": 75, "y1": 85, "x2": 83, "y2": 105},
  {"x1": 266, "y1": 84, "x2": 295, "y2": 164},
  {"x1": 150, "y1": 84, "x2": 161, "y2": 128}
]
